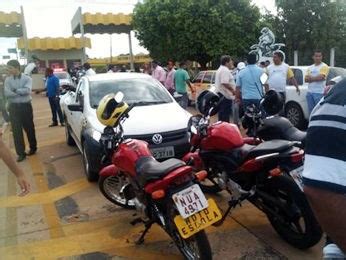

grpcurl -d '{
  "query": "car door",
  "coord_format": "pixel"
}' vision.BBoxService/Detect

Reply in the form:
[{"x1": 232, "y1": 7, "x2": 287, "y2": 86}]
[{"x1": 69, "y1": 79, "x2": 86, "y2": 147}]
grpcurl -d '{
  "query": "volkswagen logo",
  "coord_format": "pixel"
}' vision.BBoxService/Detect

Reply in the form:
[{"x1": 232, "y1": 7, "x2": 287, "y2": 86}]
[{"x1": 152, "y1": 134, "x2": 163, "y2": 144}]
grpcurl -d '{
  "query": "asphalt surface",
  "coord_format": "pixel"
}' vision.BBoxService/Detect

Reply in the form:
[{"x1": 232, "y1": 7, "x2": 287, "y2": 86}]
[{"x1": 0, "y1": 94, "x2": 323, "y2": 259}]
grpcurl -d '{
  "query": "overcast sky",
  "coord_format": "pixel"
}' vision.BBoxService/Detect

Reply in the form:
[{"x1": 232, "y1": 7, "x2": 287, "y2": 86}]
[{"x1": 0, "y1": 0, "x2": 276, "y2": 64}]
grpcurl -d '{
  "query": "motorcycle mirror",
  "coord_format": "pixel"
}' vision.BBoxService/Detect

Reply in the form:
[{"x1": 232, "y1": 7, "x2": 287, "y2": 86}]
[
  {"x1": 114, "y1": 92, "x2": 124, "y2": 103},
  {"x1": 260, "y1": 73, "x2": 268, "y2": 85}
]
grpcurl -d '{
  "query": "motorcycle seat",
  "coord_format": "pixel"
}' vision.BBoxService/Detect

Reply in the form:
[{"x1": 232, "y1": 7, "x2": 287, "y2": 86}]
[
  {"x1": 284, "y1": 127, "x2": 306, "y2": 145},
  {"x1": 136, "y1": 156, "x2": 185, "y2": 186},
  {"x1": 246, "y1": 140, "x2": 294, "y2": 159}
]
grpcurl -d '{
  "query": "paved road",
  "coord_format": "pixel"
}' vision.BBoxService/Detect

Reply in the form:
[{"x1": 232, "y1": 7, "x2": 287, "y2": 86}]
[{"x1": 0, "y1": 94, "x2": 323, "y2": 259}]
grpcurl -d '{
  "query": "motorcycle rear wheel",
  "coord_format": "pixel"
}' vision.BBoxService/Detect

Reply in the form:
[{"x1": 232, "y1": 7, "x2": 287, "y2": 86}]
[
  {"x1": 166, "y1": 205, "x2": 212, "y2": 259},
  {"x1": 260, "y1": 175, "x2": 322, "y2": 249}
]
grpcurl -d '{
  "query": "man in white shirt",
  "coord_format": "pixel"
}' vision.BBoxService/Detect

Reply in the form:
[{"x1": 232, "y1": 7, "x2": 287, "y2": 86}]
[
  {"x1": 305, "y1": 50, "x2": 329, "y2": 114},
  {"x1": 266, "y1": 51, "x2": 300, "y2": 100},
  {"x1": 24, "y1": 55, "x2": 40, "y2": 77},
  {"x1": 215, "y1": 55, "x2": 236, "y2": 122},
  {"x1": 151, "y1": 60, "x2": 166, "y2": 85},
  {"x1": 83, "y1": 63, "x2": 96, "y2": 76}
]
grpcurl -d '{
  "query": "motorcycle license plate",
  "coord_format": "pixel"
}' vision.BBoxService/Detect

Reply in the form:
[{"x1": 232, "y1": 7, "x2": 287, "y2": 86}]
[
  {"x1": 151, "y1": 146, "x2": 175, "y2": 159},
  {"x1": 289, "y1": 166, "x2": 304, "y2": 191},
  {"x1": 172, "y1": 184, "x2": 208, "y2": 219},
  {"x1": 174, "y1": 199, "x2": 222, "y2": 239}
]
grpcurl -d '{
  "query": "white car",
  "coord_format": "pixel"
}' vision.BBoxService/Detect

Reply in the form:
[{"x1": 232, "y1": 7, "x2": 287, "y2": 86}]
[
  {"x1": 285, "y1": 66, "x2": 346, "y2": 128},
  {"x1": 60, "y1": 73, "x2": 191, "y2": 181},
  {"x1": 54, "y1": 71, "x2": 74, "y2": 87}
]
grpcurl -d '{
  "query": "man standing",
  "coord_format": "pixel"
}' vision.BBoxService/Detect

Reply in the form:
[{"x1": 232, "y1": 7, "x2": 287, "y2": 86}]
[
  {"x1": 303, "y1": 78, "x2": 346, "y2": 256},
  {"x1": 174, "y1": 61, "x2": 194, "y2": 109},
  {"x1": 215, "y1": 55, "x2": 236, "y2": 122},
  {"x1": 24, "y1": 55, "x2": 40, "y2": 77},
  {"x1": 151, "y1": 61, "x2": 166, "y2": 85},
  {"x1": 266, "y1": 51, "x2": 300, "y2": 102},
  {"x1": 45, "y1": 68, "x2": 64, "y2": 127},
  {"x1": 305, "y1": 50, "x2": 329, "y2": 114},
  {"x1": 83, "y1": 63, "x2": 96, "y2": 76},
  {"x1": 236, "y1": 54, "x2": 263, "y2": 112},
  {"x1": 164, "y1": 60, "x2": 175, "y2": 94},
  {"x1": 4, "y1": 60, "x2": 37, "y2": 162}
]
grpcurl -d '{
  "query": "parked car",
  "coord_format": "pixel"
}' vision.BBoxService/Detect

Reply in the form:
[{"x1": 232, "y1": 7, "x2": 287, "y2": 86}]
[
  {"x1": 285, "y1": 66, "x2": 346, "y2": 128},
  {"x1": 188, "y1": 70, "x2": 216, "y2": 104},
  {"x1": 60, "y1": 73, "x2": 191, "y2": 181},
  {"x1": 54, "y1": 70, "x2": 74, "y2": 88}
]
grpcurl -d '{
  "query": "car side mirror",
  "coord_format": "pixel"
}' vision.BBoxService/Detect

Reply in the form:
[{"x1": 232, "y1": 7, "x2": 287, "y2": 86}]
[{"x1": 68, "y1": 104, "x2": 83, "y2": 112}]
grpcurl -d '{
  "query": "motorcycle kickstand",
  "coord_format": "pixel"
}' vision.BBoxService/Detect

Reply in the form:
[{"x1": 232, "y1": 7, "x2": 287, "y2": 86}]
[
  {"x1": 213, "y1": 200, "x2": 239, "y2": 226},
  {"x1": 135, "y1": 221, "x2": 154, "y2": 245}
]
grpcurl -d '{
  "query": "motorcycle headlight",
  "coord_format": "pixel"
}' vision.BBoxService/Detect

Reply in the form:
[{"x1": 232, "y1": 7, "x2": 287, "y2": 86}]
[{"x1": 92, "y1": 129, "x2": 102, "y2": 142}]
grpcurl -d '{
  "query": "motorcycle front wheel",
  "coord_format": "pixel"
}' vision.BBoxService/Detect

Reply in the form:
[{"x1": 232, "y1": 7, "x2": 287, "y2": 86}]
[
  {"x1": 166, "y1": 205, "x2": 212, "y2": 259},
  {"x1": 258, "y1": 175, "x2": 322, "y2": 249}
]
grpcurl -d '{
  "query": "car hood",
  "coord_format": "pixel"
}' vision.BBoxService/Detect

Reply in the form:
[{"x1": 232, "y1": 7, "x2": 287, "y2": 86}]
[{"x1": 88, "y1": 103, "x2": 192, "y2": 135}]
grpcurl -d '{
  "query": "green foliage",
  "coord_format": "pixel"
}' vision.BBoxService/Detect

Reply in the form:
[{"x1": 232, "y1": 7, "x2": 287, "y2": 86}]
[
  {"x1": 132, "y1": 0, "x2": 261, "y2": 68},
  {"x1": 271, "y1": 0, "x2": 346, "y2": 65}
]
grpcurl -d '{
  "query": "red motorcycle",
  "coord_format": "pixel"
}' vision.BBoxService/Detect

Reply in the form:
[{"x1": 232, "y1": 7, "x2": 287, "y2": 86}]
[
  {"x1": 97, "y1": 93, "x2": 221, "y2": 260},
  {"x1": 182, "y1": 91, "x2": 322, "y2": 249}
]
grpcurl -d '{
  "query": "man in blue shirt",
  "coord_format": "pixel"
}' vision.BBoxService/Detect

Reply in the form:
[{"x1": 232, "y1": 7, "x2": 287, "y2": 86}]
[
  {"x1": 45, "y1": 68, "x2": 64, "y2": 127},
  {"x1": 236, "y1": 54, "x2": 264, "y2": 111}
]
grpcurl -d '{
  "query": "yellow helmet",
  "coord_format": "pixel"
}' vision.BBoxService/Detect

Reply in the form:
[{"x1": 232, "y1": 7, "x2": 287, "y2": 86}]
[{"x1": 96, "y1": 93, "x2": 129, "y2": 127}]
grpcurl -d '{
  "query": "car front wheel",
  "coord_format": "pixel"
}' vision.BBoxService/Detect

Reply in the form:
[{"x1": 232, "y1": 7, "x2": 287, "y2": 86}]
[
  {"x1": 285, "y1": 102, "x2": 306, "y2": 129},
  {"x1": 82, "y1": 141, "x2": 99, "y2": 182}
]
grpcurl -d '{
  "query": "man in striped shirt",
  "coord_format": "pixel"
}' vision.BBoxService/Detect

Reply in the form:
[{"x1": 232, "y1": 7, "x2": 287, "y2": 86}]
[{"x1": 303, "y1": 78, "x2": 346, "y2": 255}]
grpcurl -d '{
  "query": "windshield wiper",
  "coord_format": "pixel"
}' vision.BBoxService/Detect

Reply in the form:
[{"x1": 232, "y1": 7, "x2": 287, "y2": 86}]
[{"x1": 132, "y1": 101, "x2": 166, "y2": 106}]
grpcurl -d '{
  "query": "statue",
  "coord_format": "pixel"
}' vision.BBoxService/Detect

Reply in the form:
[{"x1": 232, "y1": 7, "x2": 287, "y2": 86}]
[{"x1": 249, "y1": 27, "x2": 285, "y2": 62}]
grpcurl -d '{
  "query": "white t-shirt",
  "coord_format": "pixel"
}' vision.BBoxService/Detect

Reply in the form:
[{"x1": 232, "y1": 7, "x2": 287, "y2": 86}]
[
  {"x1": 24, "y1": 62, "x2": 36, "y2": 76},
  {"x1": 306, "y1": 62, "x2": 329, "y2": 94},
  {"x1": 267, "y1": 63, "x2": 293, "y2": 92},
  {"x1": 215, "y1": 65, "x2": 235, "y2": 100},
  {"x1": 85, "y1": 68, "x2": 96, "y2": 76}
]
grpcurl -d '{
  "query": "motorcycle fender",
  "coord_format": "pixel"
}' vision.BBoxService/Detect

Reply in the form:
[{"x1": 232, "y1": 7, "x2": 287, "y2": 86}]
[
  {"x1": 182, "y1": 152, "x2": 204, "y2": 171},
  {"x1": 99, "y1": 164, "x2": 119, "y2": 177}
]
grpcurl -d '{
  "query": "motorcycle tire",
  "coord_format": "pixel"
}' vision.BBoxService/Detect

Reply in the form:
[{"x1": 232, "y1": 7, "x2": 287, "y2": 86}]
[
  {"x1": 262, "y1": 175, "x2": 322, "y2": 249},
  {"x1": 98, "y1": 175, "x2": 135, "y2": 209},
  {"x1": 166, "y1": 205, "x2": 212, "y2": 259}
]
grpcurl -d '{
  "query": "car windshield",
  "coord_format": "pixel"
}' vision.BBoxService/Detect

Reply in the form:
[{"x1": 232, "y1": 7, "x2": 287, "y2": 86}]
[
  {"x1": 327, "y1": 67, "x2": 346, "y2": 83},
  {"x1": 89, "y1": 78, "x2": 173, "y2": 108},
  {"x1": 54, "y1": 72, "x2": 69, "y2": 79}
]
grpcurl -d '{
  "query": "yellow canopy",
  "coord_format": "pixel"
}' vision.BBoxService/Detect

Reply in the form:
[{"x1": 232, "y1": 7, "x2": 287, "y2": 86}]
[
  {"x1": 89, "y1": 54, "x2": 151, "y2": 66},
  {"x1": 0, "y1": 11, "x2": 23, "y2": 37},
  {"x1": 17, "y1": 37, "x2": 91, "y2": 51},
  {"x1": 72, "y1": 12, "x2": 132, "y2": 34}
]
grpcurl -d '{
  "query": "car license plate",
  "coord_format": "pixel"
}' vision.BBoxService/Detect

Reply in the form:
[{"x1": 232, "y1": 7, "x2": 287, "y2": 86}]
[
  {"x1": 151, "y1": 146, "x2": 175, "y2": 159},
  {"x1": 174, "y1": 199, "x2": 222, "y2": 239},
  {"x1": 172, "y1": 184, "x2": 208, "y2": 219},
  {"x1": 289, "y1": 166, "x2": 304, "y2": 191}
]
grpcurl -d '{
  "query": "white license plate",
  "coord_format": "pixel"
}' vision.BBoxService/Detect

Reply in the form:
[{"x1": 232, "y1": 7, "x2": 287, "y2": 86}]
[
  {"x1": 151, "y1": 146, "x2": 175, "y2": 159},
  {"x1": 172, "y1": 184, "x2": 208, "y2": 219},
  {"x1": 289, "y1": 166, "x2": 304, "y2": 191}
]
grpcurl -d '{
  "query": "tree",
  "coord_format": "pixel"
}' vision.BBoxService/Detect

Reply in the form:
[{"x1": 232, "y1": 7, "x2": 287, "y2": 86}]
[
  {"x1": 272, "y1": 0, "x2": 346, "y2": 65},
  {"x1": 132, "y1": 0, "x2": 261, "y2": 68}
]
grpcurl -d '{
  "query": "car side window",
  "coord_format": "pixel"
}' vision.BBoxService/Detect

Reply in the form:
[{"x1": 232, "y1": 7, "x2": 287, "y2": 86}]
[
  {"x1": 288, "y1": 69, "x2": 303, "y2": 85},
  {"x1": 193, "y1": 72, "x2": 204, "y2": 83},
  {"x1": 211, "y1": 72, "x2": 216, "y2": 84},
  {"x1": 203, "y1": 72, "x2": 213, "y2": 84},
  {"x1": 75, "y1": 80, "x2": 85, "y2": 105}
]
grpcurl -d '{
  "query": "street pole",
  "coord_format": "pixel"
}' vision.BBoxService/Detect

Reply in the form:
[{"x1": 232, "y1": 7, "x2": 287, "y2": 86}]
[
  {"x1": 110, "y1": 34, "x2": 112, "y2": 64},
  {"x1": 79, "y1": 7, "x2": 86, "y2": 64},
  {"x1": 294, "y1": 50, "x2": 298, "y2": 66},
  {"x1": 20, "y1": 6, "x2": 29, "y2": 63},
  {"x1": 128, "y1": 31, "x2": 134, "y2": 71},
  {"x1": 330, "y1": 48, "x2": 335, "y2": 67}
]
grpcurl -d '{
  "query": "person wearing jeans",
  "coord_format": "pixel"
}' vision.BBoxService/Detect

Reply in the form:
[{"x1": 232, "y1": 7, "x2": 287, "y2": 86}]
[
  {"x1": 215, "y1": 55, "x2": 236, "y2": 122},
  {"x1": 174, "y1": 61, "x2": 194, "y2": 109},
  {"x1": 305, "y1": 50, "x2": 329, "y2": 114},
  {"x1": 45, "y1": 68, "x2": 64, "y2": 127}
]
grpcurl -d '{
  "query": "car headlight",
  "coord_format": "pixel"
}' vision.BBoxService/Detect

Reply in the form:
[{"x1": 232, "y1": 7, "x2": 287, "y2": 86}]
[{"x1": 92, "y1": 129, "x2": 102, "y2": 142}]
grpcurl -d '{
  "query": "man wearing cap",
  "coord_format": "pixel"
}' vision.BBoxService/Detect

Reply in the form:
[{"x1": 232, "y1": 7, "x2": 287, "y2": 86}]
[{"x1": 4, "y1": 60, "x2": 37, "y2": 162}]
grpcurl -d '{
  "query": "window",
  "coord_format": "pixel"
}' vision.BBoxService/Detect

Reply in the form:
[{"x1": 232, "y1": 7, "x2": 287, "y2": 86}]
[
  {"x1": 192, "y1": 72, "x2": 204, "y2": 83},
  {"x1": 89, "y1": 78, "x2": 172, "y2": 108},
  {"x1": 75, "y1": 80, "x2": 84, "y2": 103},
  {"x1": 202, "y1": 72, "x2": 213, "y2": 84},
  {"x1": 211, "y1": 72, "x2": 216, "y2": 84},
  {"x1": 326, "y1": 67, "x2": 346, "y2": 84},
  {"x1": 288, "y1": 69, "x2": 304, "y2": 85}
]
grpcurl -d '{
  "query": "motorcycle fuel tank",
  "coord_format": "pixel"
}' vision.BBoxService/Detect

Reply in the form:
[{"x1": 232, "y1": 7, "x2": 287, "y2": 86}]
[
  {"x1": 200, "y1": 122, "x2": 244, "y2": 152},
  {"x1": 112, "y1": 139, "x2": 152, "y2": 176}
]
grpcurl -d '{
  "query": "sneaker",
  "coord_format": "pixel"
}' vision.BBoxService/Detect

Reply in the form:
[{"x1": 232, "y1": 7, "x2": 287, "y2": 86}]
[
  {"x1": 17, "y1": 154, "x2": 26, "y2": 162},
  {"x1": 323, "y1": 243, "x2": 346, "y2": 259},
  {"x1": 60, "y1": 122, "x2": 65, "y2": 127},
  {"x1": 49, "y1": 123, "x2": 58, "y2": 127}
]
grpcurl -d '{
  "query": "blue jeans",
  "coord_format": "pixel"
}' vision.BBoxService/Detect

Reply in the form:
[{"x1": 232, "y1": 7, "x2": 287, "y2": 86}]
[
  {"x1": 218, "y1": 98, "x2": 233, "y2": 122},
  {"x1": 306, "y1": 92, "x2": 324, "y2": 114},
  {"x1": 177, "y1": 92, "x2": 188, "y2": 109}
]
